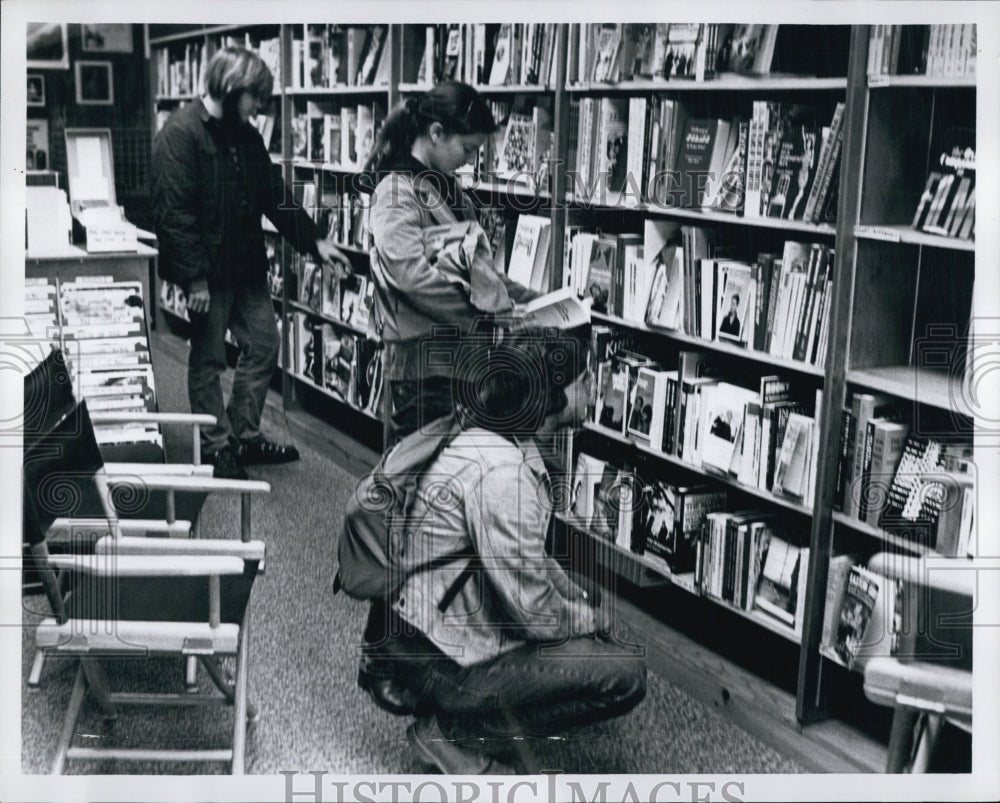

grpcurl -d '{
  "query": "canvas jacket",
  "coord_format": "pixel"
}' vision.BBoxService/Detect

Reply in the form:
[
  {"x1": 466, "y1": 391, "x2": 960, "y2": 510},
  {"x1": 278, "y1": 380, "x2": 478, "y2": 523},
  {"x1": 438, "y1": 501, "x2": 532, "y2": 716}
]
[
  {"x1": 150, "y1": 98, "x2": 321, "y2": 291},
  {"x1": 392, "y1": 428, "x2": 598, "y2": 667},
  {"x1": 367, "y1": 169, "x2": 537, "y2": 381}
]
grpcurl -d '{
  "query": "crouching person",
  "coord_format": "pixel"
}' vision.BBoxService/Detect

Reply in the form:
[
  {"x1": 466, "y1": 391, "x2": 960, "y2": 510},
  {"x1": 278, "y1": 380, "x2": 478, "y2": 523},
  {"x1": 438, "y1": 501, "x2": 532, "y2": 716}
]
[{"x1": 375, "y1": 328, "x2": 647, "y2": 774}]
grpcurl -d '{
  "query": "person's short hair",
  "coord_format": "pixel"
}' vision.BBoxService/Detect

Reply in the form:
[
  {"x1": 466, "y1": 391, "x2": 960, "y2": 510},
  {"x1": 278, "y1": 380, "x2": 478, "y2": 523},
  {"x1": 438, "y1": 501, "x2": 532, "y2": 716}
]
[
  {"x1": 204, "y1": 46, "x2": 273, "y2": 101},
  {"x1": 457, "y1": 326, "x2": 590, "y2": 435},
  {"x1": 731, "y1": 294, "x2": 740, "y2": 306}
]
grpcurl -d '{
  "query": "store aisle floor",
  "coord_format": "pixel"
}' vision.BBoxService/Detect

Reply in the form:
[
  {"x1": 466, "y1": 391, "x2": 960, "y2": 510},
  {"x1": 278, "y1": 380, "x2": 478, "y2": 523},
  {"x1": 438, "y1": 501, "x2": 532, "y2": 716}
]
[{"x1": 20, "y1": 329, "x2": 806, "y2": 775}]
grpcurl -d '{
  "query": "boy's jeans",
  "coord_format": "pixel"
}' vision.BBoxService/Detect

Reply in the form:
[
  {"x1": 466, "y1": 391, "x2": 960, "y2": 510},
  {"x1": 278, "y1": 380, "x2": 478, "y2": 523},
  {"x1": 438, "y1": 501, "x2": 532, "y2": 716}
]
[{"x1": 187, "y1": 281, "x2": 279, "y2": 454}]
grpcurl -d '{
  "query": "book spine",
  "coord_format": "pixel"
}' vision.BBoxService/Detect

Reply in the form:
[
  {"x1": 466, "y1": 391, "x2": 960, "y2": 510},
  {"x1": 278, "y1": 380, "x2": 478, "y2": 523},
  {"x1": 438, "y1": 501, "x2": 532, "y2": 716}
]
[{"x1": 856, "y1": 419, "x2": 877, "y2": 521}]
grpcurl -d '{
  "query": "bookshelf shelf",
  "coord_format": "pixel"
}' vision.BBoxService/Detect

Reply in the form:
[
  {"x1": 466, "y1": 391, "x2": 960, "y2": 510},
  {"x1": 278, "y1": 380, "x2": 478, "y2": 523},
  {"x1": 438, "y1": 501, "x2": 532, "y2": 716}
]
[
  {"x1": 591, "y1": 311, "x2": 827, "y2": 377},
  {"x1": 583, "y1": 421, "x2": 632, "y2": 447},
  {"x1": 562, "y1": 515, "x2": 801, "y2": 642},
  {"x1": 463, "y1": 179, "x2": 549, "y2": 199},
  {"x1": 867, "y1": 74, "x2": 977, "y2": 89},
  {"x1": 288, "y1": 160, "x2": 366, "y2": 174},
  {"x1": 631, "y1": 440, "x2": 815, "y2": 516},
  {"x1": 290, "y1": 372, "x2": 381, "y2": 422},
  {"x1": 288, "y1": 300, "x2": 368, "y2": 336},
  {"x1": 557, "y1": 514, "x2": 671, "y2": 588},
  {"x1": 155, "y1": 94, "x2": 197, "y2": 102},
  {"x1": 568, "y1": 74, "x2": 848, "y2": 93},
  {"x1": 852, "y1": 224, "x2": 975, "y2": 252},
  {"x1": 149, "y1": 25, "x2": 250, "y2": 45},
  {"x1": 639, "y1": 202, "x2": 839, "y2": 236},
  {"x1": 471, "y1": 84, "x2": 554, "y2": 95},
  {"x1": 831, "y1": 512, "x2": 932, "y2": 556},
  {"x1": 284, "y1": 85, "x2": 390, "y2": 96},
  {"x1": 847, "y1": 365, "x2": 961, "y2": 412}
]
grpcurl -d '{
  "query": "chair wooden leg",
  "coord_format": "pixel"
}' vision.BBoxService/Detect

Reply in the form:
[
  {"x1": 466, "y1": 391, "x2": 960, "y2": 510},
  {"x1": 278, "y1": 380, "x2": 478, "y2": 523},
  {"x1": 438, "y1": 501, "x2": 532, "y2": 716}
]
[
  {"x1": 231, "y1": 618, "x2": 251, "y2": 775},
  {"x1": 185, "y1": 655, "x2": 199, "y2": 691},
  {"x1": 200, "y1": 656, "x2": 235, "y2": 703},
  {"x1": 80, "y1": 658, "x2": 118, "y2": 720},
  {"x1": 885, "y1": 707, "x2": 919, "y2": 773},
  {"x1": 52, "y1": 664, "x2": 87, "y2": 775},
  {"x1": 910, "y1": 713, "x2": 945, "y2": 773},
  {"x1": 27, "y1": 648, "x2": 46, "y2": 689}
]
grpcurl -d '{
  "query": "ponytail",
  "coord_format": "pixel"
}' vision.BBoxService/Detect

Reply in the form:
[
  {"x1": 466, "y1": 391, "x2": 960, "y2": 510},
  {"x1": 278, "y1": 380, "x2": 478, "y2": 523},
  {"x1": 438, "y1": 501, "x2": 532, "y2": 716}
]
[{"x1": 363, "y1": 81, "x2": 497, "y2": 175}]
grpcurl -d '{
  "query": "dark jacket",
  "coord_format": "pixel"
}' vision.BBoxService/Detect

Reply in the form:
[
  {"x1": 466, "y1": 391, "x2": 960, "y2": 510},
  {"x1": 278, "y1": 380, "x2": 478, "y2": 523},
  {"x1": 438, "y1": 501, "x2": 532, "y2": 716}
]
[{"x1": 150, "y1": 98, "x2": 321, "y2": 291}]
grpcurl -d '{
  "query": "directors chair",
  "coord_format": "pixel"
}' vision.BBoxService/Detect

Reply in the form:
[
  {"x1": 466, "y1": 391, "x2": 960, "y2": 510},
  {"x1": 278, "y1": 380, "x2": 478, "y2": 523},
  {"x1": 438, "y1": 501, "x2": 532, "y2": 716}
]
[{"x1": 23, "y1": 399, "x2": 268, "y2": 774}]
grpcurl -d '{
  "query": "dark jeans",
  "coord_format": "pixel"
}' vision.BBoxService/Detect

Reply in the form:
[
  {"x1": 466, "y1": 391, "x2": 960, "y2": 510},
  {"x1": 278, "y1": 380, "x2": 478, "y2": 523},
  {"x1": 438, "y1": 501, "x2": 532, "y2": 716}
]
[
  {"x1": 188, "y1": 281, "x2": 279, "y2": 453},
  {"x1": 376, "y1": 610, "x2": 647, "y2": 739}
]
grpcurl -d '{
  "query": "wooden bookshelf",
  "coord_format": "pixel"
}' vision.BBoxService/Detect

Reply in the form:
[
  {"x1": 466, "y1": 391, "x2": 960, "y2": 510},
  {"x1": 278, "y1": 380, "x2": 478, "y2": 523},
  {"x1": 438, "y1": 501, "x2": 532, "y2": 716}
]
[
  {"x1": 591, "y1": 310, "x2": 827, "y2": 377},
  {"x1": 144, "y1": 21, "x2": 984, "y2": 755},
  {"x1": 569, "y1": 74, "x2": 848, "y2": 92}
]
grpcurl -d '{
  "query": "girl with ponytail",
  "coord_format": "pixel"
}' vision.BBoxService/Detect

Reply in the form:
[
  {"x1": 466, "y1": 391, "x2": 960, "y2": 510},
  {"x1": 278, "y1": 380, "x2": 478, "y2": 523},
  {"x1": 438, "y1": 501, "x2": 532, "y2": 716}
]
[{"x1": 363, "y1": 81, "x2": 539, "y2": 446}]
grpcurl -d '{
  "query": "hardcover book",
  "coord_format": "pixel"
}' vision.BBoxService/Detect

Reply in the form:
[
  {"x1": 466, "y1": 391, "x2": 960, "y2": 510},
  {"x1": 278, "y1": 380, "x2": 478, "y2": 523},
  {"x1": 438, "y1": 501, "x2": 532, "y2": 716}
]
[{"x1": 674, "y1": 118, "x2": 732, "y2": 209}]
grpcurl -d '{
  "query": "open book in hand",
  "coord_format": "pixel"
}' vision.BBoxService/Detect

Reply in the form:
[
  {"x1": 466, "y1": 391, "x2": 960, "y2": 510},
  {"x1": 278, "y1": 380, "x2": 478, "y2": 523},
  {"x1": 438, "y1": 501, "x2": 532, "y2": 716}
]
[{"x1": 513, "y1": 287, "x2": 593, "y2": 330}]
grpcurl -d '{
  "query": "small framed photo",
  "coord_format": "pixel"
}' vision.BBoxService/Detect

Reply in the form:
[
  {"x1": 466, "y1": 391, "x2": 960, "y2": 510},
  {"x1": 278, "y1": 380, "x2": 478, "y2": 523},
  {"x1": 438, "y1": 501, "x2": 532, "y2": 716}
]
[
  {"x1": 27, "y1": 23, "x2": 69, "y2": 69},
  {"x1": 27, "y1": 74, "x2": 46, "y2": 107},
  {"x1": 75, "y1": 61, "x2": 114, "y2": 105},
  {"x1": 81, "y1": 23, "x2": 133, "y2": 54}
]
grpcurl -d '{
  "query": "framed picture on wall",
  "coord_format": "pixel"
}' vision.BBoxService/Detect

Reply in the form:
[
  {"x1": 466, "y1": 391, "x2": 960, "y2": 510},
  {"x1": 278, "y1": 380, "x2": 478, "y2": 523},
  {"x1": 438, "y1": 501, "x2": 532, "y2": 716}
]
[
  {"x1": 81, "y1": 23, "x2": 133, "y2": 53},
  {"x1": 75, "y1": 61, "x2": 114, "y2": 105},
  {"x1": 27, "y1": 119, "x2": 50, "y2": 171},
  {"x1": 27, "y1": 74, "x2": 46, "y2": 107},
  {"x1": 27, "y1": 22, "x2": 69, "y2": 69}
]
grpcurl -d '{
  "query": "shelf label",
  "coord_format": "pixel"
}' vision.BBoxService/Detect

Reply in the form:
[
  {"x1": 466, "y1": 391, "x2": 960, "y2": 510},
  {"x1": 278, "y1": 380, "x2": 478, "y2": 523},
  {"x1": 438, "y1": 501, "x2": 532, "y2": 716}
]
[
  {"x1": 855, "y1": 225, "x2": 902, "y2": 242},
  {"x1": 867, "y1": 73, "x2": 890, "y2": 87}
]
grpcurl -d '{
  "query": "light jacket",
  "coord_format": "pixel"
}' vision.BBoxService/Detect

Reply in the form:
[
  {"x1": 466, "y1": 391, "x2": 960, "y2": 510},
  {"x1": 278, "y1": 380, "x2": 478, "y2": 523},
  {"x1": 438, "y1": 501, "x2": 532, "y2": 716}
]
[
  {"x1": 367, "y1": 169, "x2": 538, "y2": 381},
  {"x1": 392, "y1": 427, "x2": 598, "y2": 667}
]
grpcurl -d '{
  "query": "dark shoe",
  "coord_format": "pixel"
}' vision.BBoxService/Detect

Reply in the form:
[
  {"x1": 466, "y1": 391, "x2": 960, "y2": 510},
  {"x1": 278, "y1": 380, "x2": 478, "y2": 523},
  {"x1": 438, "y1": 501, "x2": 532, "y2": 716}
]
[
  {"x1": 234, "y1": 437, "x2": 300, "y2": 465},
  {"x1": 203, "y1": 446, "x2": 249, "y2": 480},
  {"x1": 358, "y1": 665, "x2": 421, "y2": 716},
  {"x1": 407, "y1": 715, "x2": 518, "y2": 775}
]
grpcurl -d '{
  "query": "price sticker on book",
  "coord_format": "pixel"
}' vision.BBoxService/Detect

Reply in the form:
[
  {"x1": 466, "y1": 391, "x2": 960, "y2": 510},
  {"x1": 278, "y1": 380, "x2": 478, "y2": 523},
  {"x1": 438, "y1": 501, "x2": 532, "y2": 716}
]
[{"x1": 855, "y1": 225, "x2": 902, "y2": 242}]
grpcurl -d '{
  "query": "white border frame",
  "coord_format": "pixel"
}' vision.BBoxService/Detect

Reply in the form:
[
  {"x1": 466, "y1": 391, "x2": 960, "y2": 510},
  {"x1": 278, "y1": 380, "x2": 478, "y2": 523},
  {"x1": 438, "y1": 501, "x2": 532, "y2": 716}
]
[{"x1": 74, "y1": 60, "x2": 114, "y2": 105}]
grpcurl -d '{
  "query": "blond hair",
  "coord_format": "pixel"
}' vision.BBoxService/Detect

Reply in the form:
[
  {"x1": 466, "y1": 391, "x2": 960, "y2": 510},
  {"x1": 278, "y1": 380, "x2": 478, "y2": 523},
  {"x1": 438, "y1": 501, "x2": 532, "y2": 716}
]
[{"x1": 203, "y1": 46, "x2": 273, "y2": 100}]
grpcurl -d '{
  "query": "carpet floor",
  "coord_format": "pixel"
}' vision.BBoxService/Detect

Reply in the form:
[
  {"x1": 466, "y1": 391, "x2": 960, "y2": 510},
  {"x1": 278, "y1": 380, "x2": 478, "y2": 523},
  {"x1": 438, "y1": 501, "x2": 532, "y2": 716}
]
[{"x1": 19, "y1": 329, "x2": 805, "y2": 775}]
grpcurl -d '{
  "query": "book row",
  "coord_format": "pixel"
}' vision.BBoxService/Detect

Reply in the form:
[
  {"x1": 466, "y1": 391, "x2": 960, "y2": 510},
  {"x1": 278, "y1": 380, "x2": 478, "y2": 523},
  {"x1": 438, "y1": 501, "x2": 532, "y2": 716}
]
[
  {"x1": 867, "y1": 24, "x2": 977, "y2": 78},
  {"x1": 567, "y1": 458, "x2": 810, "y2": 634},
  {"x1": 835, "y1": 391, "x2": 975, "y2": 558},
  {"x1": 155, "y1": 31, "x2": 281, "y2": 99},
  {"x1": 291, "y1": 100, "x2": 385, "y2": 170},
  {"x1": 911, "y1": 134, "x2": 976, "y2": 242},
  {"x1": 290, "y1": 24, "x2": 389, "y2": 89},
  {"x1": 415, "y1": 23, "x2": 561, "y2": 88},
  {"x1": 591, "y1": 335, "x2": 823, "y2": 508},
  {"x1": 290, "y1": 312, "x2": 383, "y2": 416},
  {"x1": 570, "y1": 95, "x2": 844, "y2": 224},
  {"x1": 566, "y1": 224, "x2": 833, "y2": 369},
  {"x1": 570, "y1": 23, "x2": 780, "y2": 85}
]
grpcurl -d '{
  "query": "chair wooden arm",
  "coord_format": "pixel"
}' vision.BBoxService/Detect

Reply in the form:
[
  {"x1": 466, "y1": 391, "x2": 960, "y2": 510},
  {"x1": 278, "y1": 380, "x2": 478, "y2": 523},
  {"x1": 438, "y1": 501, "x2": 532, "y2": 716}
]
[
  {"x1": 95, "y1": 535, "x2": 265, "y2": 562},
  {"x1": 105, "y1": 463, "x2": 214, "y2": 478},
  {"x1": 91, "y1": 412, "x2": 216, "y2": 464},
  {"x1": 90, "y1": 413, "x2": 217, "y2": 427},
  {"x1": 47, "y1": 518, "x2": 192, "y2": 539},
  {"x1": 863, "y1": 656, "x2": 973, "y2": 723},
  {"x1": 868, "y1": 553, "x2": 975, "y2": 597},
  {"x1": 113, "y1": 476, "x2": 271, "y2": 495},
  {"x1": 46, "y1": 554, "x2": 246, "y2": 577}
]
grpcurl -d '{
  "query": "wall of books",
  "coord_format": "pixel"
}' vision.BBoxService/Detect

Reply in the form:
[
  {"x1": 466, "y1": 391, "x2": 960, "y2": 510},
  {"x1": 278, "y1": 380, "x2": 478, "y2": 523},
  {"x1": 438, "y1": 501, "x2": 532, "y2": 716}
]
[{"x1": 145, "y1": 21, "x2": 980, "y2": 754}]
